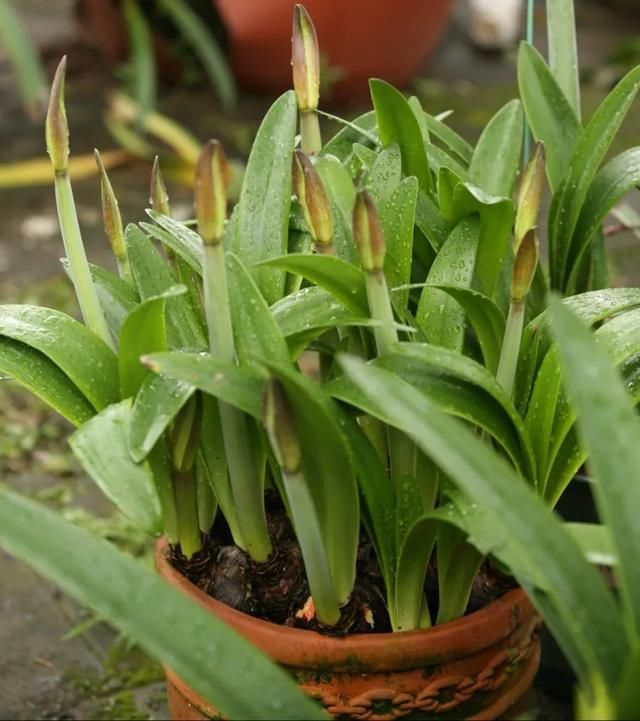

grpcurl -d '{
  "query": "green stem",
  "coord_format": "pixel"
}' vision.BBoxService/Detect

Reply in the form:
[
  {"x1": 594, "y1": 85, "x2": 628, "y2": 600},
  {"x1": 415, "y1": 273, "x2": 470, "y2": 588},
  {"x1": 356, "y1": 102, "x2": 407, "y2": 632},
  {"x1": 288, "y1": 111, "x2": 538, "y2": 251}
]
[
  {"x1": 148, "y1": 441, "x2": 179, "y2": 544},
  {"x1": 365, "y1": 270, "x2": 398, "y2": 355},
  {"x1": 436, "y1": 542, "x2": 483, "y2": 624},
  {"x1": 203, "y1": 244, "x2": 272, "y2": 562},
  {"x1": 300, "y1": 110, "x2": 322, "y2": 155},
  {"x1": 196, "y1": 460, "x2": 217, "y2": 534},
  {"x1": 175, "y1": 469, "x2": 201, "y2": 558},
  {"x1": 54, "y1": 172, "x2": 113, "y2": 349},
  {"x1": 496, "y1": 300, "x2": 525, "y2": 398},
  {"x1": 282, "y1": 469, "x2": 340, "y2": 625}
]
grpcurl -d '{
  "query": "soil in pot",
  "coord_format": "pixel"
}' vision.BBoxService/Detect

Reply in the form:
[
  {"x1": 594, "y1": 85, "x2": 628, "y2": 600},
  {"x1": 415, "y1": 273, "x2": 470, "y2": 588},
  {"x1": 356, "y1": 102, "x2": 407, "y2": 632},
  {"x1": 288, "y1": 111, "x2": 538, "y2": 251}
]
[{"x1": 169, "y1": 491, "x2": 517, "y2": 636}]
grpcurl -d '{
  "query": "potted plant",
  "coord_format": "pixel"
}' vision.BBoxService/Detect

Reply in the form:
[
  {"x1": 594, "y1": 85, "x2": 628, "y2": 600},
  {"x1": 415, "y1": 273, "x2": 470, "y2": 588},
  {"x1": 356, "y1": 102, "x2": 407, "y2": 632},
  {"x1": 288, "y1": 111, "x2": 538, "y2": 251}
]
[{"x1": 2, "y1": 3, "x2": 640, "y2": 720}]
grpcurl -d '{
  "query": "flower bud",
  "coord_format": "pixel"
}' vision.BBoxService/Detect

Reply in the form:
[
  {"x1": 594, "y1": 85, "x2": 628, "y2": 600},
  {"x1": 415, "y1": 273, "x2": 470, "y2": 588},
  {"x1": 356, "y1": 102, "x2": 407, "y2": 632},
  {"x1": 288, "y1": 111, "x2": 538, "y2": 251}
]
[
  {"x1": 292, "y1": 4, "x2": 320, "y2": 113},
  {"x1": 46, "y1": 57, "x2": 70, "y2": 173},
  {"x1": 353, "y1": 190, "x2": 385, "y2": 272},
  {"x1": 515, "y1": 142, "x2": 545, "y2": 245},
  {"x1": 150, "y1": 156, "x2": 171, "y2": 217},
  {"x1": 263, "y1": 379, "x2": 302, "y2": 475},
  {"x1": 94, "y1": 149, "x2": 126, "y2": 261},
  {"x1": 511, "y1": 227, "x2": 539, "y2": 302},
  {"x1": 194, "y1": 140, "x2": 230, "y2": 245},
  {"x1": 292, "y1": 150, "x2": 333, "y2": 249}
]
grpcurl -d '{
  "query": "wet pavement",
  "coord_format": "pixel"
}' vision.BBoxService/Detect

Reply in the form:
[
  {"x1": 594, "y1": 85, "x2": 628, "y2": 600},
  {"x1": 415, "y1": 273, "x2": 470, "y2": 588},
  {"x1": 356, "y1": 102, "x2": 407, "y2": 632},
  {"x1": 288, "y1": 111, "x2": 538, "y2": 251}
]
[{"x1": 1, "y1": 1, "x2": 639, "y2": 718}]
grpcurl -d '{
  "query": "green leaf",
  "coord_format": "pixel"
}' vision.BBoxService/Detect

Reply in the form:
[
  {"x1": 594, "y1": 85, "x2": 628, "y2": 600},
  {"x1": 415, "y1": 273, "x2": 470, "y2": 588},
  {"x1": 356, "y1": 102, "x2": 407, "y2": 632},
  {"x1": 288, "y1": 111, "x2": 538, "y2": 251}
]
[
  {"x1": 258, "y1": 254, "x2": 368, "y2": 316},
  {"x1": 422, "y1": 113, "x2": 473, "y2": 165},
  {"x1": 157, "y1": 0, "x2": 236, "y2": 109},
  {"x1": 322, "y1": 110, "x2": 377, "y2": 164},
  {"x1": 567, "y1": 148, "x2": 640, "y2": 294},
  {"x1": 517, "y1": 43, "x2": 581, "y2": 191},
  {"x1": 125, "y1": 224, "x2": 206, "y2": 349},
  {"x1": 119, "y1": 287, "x2": 185, "y2": 399},
  {"x1": 70, "y1": 400, "x2": 162, "y2": 534},
  {"x1": 546, "y1": 0, "x2": 581, "y2": 120},
  {"x1": 550, "y1": 298, "x2": 640, "y2": 635},
  {"x1": 549, "y1": 66, "x2": 640, "y2": 292},
  {"x1": 414, "y1": 190, "x2": 453, "y2": 252},
  {"x1": 143, "y1": 212, "x2": 204, "y2": 274},
  {"x1": 366, "y1": 144, "x2": 402, "y2": 202},
  {"x1": 416, "y1": 217, "x2": 480, "y2": 351},
  {"x1": 89, "y1": 263, "x2": 139, "y2": 337},
  {"x1": 0, "y1": 0, "x2": 46, "y2": 117},
  {"x1": 434, "y1": 286, "x2": 506, "y2": 375},
  {"x1": 0, "y1": 486, "x2": 323, "y2": 720},
  {"x1": 225, "y1": 253, "x2": 289, "y2": 367},
  {"x1": 0, "y1": 304, "x2": 118, "y2": 412},
  {"x1": 565, "y1": 523, "x2": 616, "y2": 567},
  {"x1": 338, "y1": 354, "x2": 627, "y2": 692},
  {"x1": 369, "y1": 79, "x2": 433, "y2": 194},
  {"x1": 130, "y1": 373, "x2": 195, "y2": 462},
  {"x1": 144, "y1": 352, "x2": 264, "y2": 419},
  {"x1": 469, "y1": 100, "x2": 523, "y2": 198},
  {"x1": 425, "y1": 143, "x2": 469, "y2": 181},
  {"x1": 381, "y1": 177, "x2": 418, "y2": 315},
  {"x1": 0, "y1": 337, "x2": 95, "y2": 426},
  {"x1": 123, "y1": 0, "x2": 156, "y2": 117},
  {"x1": 265, "y1": 362, "x2": 359, "y2": 604},
  {"x1": 231, "y1": 92, "x2": 297, "y2": 305}
]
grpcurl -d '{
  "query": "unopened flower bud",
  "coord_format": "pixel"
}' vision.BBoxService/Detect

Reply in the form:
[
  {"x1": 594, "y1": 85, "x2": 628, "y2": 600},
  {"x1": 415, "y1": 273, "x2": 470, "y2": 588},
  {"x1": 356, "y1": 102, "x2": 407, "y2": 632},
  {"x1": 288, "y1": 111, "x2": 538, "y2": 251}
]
[
  {"x1": 46, "y1": 57, "x2": 70, "y2": 173},
  {"x1": 353, "y1": 190, "x2": 385, "y2": 272},
  {"x1": 511, "y1": 227, "x2": 539, "y2": 302},
  {"x1": 195, "y1": 140, "x2": 230, "y2": 246},
  {"x1": 94, "y1": 149, "x2": 126, "y2": 261},
  {"x1": 515, "y1": 142, "x2": 545, "y2": 245},
  {"x1": 292, "y1": 4, "x2": 320, "y2": 113},
  {"x1": 263, "y1": 379, "x2": 302, "y2": 475},
  {"x1": 292, "y1": 150, "x2": 333, "y2": 249},
  {"x1": 150, "y1": 156, "x2": 171, "y2": 217}
]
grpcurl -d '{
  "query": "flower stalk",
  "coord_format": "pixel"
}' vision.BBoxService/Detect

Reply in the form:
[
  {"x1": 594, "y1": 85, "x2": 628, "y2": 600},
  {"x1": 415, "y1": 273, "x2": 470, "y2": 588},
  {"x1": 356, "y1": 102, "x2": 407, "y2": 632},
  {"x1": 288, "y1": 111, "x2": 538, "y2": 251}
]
[
  {"x1": 263, "y1": 379, "x2": 340, "y2": 625},
  {"x1": 292, "y1": 5, "x2": 322, "y2": 155},
  {"x1": 196, "y1": 140, "x2": 272, "y2": 562},
  {"x1": 46, "y1": 57, "x2": 113, "y2": 350}
]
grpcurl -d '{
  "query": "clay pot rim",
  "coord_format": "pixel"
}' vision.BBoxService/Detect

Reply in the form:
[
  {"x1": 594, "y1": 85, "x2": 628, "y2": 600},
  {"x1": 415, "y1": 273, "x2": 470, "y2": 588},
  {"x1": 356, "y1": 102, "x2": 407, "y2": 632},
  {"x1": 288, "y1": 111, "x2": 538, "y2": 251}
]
[{"x1": 156, "y1": 538, "x2": 535, "y2": 671}]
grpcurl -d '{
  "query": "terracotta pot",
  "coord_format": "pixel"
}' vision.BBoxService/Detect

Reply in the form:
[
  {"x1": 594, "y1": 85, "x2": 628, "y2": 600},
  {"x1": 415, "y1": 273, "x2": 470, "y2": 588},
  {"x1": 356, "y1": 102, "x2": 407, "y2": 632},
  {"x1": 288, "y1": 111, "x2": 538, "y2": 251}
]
[
  {"x1": 156, "y1": 540, "x2": 540, "y2": 720},
  {"x1": 214, "y1": 0, "x2": 454, "y2": 102}
]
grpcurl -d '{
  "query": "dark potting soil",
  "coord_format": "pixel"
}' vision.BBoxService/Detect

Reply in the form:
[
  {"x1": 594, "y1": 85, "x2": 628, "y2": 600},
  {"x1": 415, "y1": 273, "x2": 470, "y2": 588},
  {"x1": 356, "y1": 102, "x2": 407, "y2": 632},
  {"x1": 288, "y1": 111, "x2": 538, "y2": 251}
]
[{"x1": 169, "y1": 493, "x2": 516, "y2": 636}]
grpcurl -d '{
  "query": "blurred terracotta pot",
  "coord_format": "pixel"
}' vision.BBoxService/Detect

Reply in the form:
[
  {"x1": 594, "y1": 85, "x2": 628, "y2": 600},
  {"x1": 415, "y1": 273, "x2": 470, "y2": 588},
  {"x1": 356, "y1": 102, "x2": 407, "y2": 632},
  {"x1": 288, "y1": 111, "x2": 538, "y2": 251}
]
[
  {"x1": 214, "y1": 0, "x2": 454, "y2": 102},
  {"x1": 156, "y1": 539, "x2": 540, "y2": 720}
]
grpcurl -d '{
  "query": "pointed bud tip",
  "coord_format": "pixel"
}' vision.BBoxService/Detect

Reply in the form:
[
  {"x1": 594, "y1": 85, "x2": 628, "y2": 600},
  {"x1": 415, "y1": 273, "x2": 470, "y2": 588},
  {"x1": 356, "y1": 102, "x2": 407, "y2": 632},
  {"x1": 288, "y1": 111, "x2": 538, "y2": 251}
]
[
  {"x1": 292, "y1": 4, "x2": 319, "y2": 112},
  {"x1": 149, "y1": 156, "x2": 171, "y2": 216},
  {"x1": 46, "y1": 56, "x2": 70, "y2": 173},
  {"x1": 195, "y1": 139, "x2": 229, "y2": 245},
  {"x1": 353, "y1": 190, "x2": 385, "y2": 272},
  {"x1": 516, "y1": 141, "x2": 546, "y2": 243}
]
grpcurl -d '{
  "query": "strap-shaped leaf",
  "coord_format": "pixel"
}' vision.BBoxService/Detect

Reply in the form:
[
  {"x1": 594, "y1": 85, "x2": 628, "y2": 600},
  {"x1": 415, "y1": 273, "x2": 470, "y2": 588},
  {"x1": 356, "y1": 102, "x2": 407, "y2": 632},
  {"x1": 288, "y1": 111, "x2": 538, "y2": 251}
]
[
  {"x1": 143, "y1": 211, "x2": 204, "y2": 274},
  {"x1": 550, "y1": 298, "x2": 640, "y2": 638},
  {"x1": 370, "y1": 79, "x2": 433, "y2": 194},
  {"x1": 517, "y1": 43, "x2": 581, "y2": 191},
  {"x1": 566, "y1": 148, "x2": 640, "y2": 294},
  {"x1": 422, "y1": 113, "x2": 473, "y2": 165},
  {"x1": 0, "y1": 337, "x2": 94, "y2": 426},
  {"x1": 126, "y1": 224, "x2": 206, "y2": 349},
  {"x1": 469, "y1": 100, "x2": 523, "y2": 198},
  {"x1": 381, "y1": 177, "x2": 418, "y2": 316},
  {"x1": 230, "y1": 91, "x2": 297, "y2": 304},
  {"x1": 416, "y1": 217, "x2": 480, "y2": 350},
  {"x1": 546, "y1": 0, "x2": 581, "y2": 120},
  {"x1": 338, "y1": 354, "x2": 626, "y2": 692},
  {"x1": 366, "y1": 144, "x2": 402, "y2": 202},
  {"x1": 89, "y1": 263, "x2": 139, "y2": 337},
  {"x1": 549, "y1": 66, "x2": 640, "y2": 291},
  {"x1": 0, "y1": 304, "x2": 118, "y2": 411},
  {"x1": 225, "y1": 252, "x2": 289, "y2": 367},
  {"x1": 0, "y1": 486, "x2": 323, "y2": 720},
  {"x1": 70, "y1": 399, "x2": 162, "y2": 534},
  {"x1": 322, "y1": 110, "x2": 377, "y2": 164},
  {"x1": 144, "y1": 351, "x2": 264, "y2": 419},
  {"x1": 258, "y1": 254, "x2": 368, "y2": 315}
]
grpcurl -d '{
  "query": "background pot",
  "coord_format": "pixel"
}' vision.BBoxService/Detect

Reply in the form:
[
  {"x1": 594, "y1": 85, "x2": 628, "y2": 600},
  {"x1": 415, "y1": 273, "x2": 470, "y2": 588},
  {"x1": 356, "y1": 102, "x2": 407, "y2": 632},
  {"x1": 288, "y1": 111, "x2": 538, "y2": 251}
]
[
  {"x1": 214, "y1": 0, "x2": 454, "y2": 102},
  {"x1": 156, "y1": 540, "x2": 540, "y2": 720}
]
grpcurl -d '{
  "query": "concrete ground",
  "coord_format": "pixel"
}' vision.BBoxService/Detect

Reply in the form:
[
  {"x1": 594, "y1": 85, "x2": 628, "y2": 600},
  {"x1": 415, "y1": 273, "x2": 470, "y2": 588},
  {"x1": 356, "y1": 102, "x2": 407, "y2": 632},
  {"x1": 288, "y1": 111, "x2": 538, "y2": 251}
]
[{"x1": 0, "y1": 1, "x2": 639, "y2": 719}]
